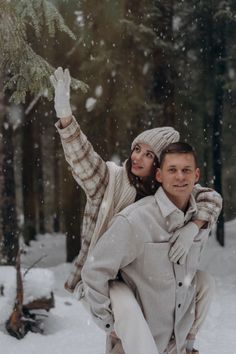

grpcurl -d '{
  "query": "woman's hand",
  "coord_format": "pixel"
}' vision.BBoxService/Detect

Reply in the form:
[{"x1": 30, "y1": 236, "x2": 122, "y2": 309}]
[
  {"x1": 110, "y1": 331, "x2": 119, "y2": 339},
  {"x1": 50, "y1": 67, "x2": 73, "y2": 124},
  {"x1": 169, "y1": 222, "x2": 199, "y2": 265}
]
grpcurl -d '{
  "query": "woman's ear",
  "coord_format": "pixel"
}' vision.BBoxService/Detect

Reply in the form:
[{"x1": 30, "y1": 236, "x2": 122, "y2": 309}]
[{"x1": 155, "y1": 168, "x2": 162, "y2": 183}]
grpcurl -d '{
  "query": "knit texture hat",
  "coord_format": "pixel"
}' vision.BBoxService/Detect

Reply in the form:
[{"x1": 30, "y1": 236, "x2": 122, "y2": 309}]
[{"x1": 131, "y1": 127, "x2": 180, "y2": 159}]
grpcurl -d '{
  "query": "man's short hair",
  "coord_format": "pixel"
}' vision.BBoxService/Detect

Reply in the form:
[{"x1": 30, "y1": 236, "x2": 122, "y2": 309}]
[{"x1": 159, "y1": 142, "x2": 198, "y2": 167}]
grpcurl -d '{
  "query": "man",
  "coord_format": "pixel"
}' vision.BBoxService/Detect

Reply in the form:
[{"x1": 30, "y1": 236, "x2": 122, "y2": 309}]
[{"x1": 81, "y1": 142, "x2": 219, "y2": 354}]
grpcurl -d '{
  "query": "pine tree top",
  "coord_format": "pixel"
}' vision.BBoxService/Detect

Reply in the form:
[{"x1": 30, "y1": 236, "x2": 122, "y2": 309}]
[{"x1": 0, "y1": 0, "x2": 88, "y2": 104}]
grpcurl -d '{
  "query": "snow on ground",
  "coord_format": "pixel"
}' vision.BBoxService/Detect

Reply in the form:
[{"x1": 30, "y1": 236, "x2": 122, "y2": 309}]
[
  {"x1": 198, "y1": 220, "x2": 236, "y2": 354},
  {"x1": 0, "y1": 222, "x2": 236, "y2": 354}
]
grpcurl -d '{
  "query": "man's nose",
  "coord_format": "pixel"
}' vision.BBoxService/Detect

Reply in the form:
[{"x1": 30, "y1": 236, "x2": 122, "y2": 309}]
[{"x1": 176, "y1": 170, "x2": 184, "y2": 179}]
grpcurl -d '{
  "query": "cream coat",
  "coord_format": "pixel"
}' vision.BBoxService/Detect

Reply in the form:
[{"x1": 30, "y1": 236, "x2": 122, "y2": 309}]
[{"x1": 82, "y1": 187, "x2": 209, "y2": 354}]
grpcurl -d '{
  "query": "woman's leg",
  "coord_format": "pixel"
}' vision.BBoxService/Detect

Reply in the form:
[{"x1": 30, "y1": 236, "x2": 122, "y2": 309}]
[
  {"x1": 109, "y1": 280, "x2": 159, "y2": 354},
  {"x1": 186, "y1": 270, "x2": 215, "y2": 349}
]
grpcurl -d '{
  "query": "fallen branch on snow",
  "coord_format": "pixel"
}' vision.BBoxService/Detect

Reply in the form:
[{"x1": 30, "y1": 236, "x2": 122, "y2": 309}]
[{"x1": 4, "y1": 251, "x2": 55, "y2": 339}]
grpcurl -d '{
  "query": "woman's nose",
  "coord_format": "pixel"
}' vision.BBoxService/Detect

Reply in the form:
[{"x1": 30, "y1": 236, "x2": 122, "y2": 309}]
[{"x1": 135, "y1": 153, "x2": 142, "y2": 161}]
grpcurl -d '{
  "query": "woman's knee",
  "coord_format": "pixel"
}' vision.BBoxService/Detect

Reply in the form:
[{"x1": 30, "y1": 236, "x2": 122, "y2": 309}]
[
  {"x1": 196, "y1": 270, "x2": 215, "y2": 299},
  {"x1": 109, "y1": 281, "x2": 142, "y2": 321}
]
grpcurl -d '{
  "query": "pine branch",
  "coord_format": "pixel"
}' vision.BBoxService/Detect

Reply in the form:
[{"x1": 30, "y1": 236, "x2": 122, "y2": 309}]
[
  {"x1": 13, "y1": 0, "x2": 76, "y2": 39},
  {"x1": 0, "y1": 1, "x2": 88, "y2": 103}
]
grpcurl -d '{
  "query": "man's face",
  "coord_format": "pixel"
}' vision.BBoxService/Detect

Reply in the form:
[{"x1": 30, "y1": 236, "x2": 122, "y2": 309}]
[{"x1": 156, "y1": 153, "x2": 200, "y2": 203}]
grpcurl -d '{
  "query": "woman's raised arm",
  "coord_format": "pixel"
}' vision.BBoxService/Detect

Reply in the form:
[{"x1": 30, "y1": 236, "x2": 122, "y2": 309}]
[{"x1": 51, "y1": 67, "x2": 109, "y2": 200}]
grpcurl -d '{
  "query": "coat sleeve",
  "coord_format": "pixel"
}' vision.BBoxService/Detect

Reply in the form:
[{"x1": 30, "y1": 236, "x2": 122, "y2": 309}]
[
  {"x1": 55, "y1": 116, "x2": 109, "y2": 200},
  {"x1": 81, "y1": 215, "x2": 143, "y2": 333},
  {"x1": 192, "y1": 184, "x2": 223, "y2": 227}
]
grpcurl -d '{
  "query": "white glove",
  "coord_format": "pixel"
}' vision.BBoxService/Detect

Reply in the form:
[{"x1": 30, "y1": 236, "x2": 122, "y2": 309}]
[
  {"x1": 193, "y1": 184, "x2": 223, "y2": 227},
  {"x1": 169, "y1": 222, "x2": 199, "y2": 265},
  {"x1": 50, "y1": 67, "x2": 72, "y2": 118}
]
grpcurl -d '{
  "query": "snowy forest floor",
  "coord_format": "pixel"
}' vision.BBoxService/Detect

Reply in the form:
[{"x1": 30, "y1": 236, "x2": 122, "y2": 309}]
[{"x1": 0, "y1": 220, "x2": 236, "y2": 354}]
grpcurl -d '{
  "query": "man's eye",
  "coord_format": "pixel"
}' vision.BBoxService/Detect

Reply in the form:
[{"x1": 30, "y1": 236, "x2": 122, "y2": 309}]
[
  {"x1": 168, "y1": 168, "x2": 175, "y2": 173},
  {"x1": 183, "y1": 169, "x2": 191, "y2": 173}
]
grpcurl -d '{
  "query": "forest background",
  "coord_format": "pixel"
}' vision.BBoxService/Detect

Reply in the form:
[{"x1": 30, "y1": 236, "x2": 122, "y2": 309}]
[{"x1": 0, "y1": 0, "x2": 236, "y2": 265}]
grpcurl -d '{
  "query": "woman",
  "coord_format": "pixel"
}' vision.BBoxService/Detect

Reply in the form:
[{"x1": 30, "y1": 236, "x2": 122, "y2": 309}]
[{"x1": 50, "y1": 67, "x2": 222, "y2": 354}]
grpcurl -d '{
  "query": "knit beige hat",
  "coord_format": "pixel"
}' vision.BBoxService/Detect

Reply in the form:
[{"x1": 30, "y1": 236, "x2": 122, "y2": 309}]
[{"x1": 131, "y1": 127, "x2": 180, "y2": 159}]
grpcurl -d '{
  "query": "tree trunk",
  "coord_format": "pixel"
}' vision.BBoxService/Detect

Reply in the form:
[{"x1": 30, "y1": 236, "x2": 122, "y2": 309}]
[
  {"x1": 213, "y1": 72, "x2": 225, "y2": 246},
  {"x1": 196, "y1": 3, "x2": 215, "y2": 186},
  {"x1": 61, "y1": 160, "x2": 82, "y2": 262},
  {"x1": 0, "y1": 86, "x2": 5, "y2": 262},
  {"x1": 53, "y1": 129, "x2": 61, "y2": 232},
  {"x1": 152, "y1": 0, "x2": 176, "y2": 126},
  {"x1": 34, "y1": 116, "x2": 45, "y2": 234},
  {"x1": 1, "y1": 111, "x2": 19, "y2": 264},
  {"x1": 22, "y1": 111, "x2": 37, "y2": 245},
  {"x1": 213, "y1": 106, "x2": 224, "y2": 246},
  {"x1": 212, "y1": 12, "x2": 226, "y2": 246},
  {"x1": 0, "y1": 86, "x2": 19, "y2": 264}
]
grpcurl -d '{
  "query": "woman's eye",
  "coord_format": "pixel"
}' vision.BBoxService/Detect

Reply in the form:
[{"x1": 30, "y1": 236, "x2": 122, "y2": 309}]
[{"x1": 146, "y1": 153, "x2": 154, "y2": 159}]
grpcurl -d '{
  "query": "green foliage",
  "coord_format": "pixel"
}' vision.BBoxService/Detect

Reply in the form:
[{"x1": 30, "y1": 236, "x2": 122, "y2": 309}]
[
  {"x1": 14, "y1": 0, "x2": 76, "y2": 39},
  {"x1": 0, "y1": 0, "x2": 88, "y2": 103}
]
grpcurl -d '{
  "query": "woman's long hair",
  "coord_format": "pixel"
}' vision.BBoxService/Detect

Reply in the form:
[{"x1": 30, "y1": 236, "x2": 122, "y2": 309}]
[{"x1": 126, "y1": 152, "x2": 161, "y2": 201}]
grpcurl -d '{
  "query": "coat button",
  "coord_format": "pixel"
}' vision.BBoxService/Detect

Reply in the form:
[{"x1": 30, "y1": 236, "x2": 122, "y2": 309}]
[
  {"x1": 178, "y1": 282, "x2": 183, "y2": 287},
  {"x1": 178, "y1": 304, "x2": 181, "y2": 308},
  {"x1": 106, "y1": 324, "x2": 110, "y2": 328}
]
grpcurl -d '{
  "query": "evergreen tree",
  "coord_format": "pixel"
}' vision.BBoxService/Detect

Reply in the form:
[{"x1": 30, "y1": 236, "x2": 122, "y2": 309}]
[
  {"x1": 0, "y1": 0, "x2": 87, "y2": 263},
  {"x1": 157, "y1": 0, "x2": 236, "y2": 245}
]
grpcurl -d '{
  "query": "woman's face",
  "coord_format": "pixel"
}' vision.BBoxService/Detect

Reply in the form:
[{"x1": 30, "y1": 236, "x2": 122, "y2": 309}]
[{"x1": 131, "y1": 143, "x2": 156, "y2": 178}]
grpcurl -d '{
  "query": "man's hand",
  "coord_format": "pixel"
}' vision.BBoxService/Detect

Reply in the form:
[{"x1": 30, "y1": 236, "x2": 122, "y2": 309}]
[
  {"x1": 169, "y1": 222, "x2": 199, "y2": 265},
  {"x1": 50, "y1": 67, "x2": 72, "y2": 119}
]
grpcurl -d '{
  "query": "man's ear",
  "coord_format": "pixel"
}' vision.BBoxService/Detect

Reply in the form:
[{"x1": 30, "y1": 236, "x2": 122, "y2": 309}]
[
  {"x1": 156, "y1": 168, "x2": 162, "y2": 183},
  {"x1": 195, "y1": 168, "x2": 200, "y2": 183}
]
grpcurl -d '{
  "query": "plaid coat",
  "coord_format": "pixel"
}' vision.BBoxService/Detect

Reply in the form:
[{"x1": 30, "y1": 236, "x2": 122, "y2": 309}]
[{"x1": 55, "y1": 116, "x2": 222, "y2": 296}]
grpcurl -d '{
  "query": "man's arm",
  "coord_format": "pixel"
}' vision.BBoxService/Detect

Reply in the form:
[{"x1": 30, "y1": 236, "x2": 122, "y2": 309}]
[{"x1": 81, "y1": 215, "x2": 143, "y2": 333}]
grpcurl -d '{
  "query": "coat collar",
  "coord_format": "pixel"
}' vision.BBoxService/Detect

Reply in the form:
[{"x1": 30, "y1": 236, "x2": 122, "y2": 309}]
[{"x1": 154, "y1": 187, "x2": 197, "y2": 219}]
